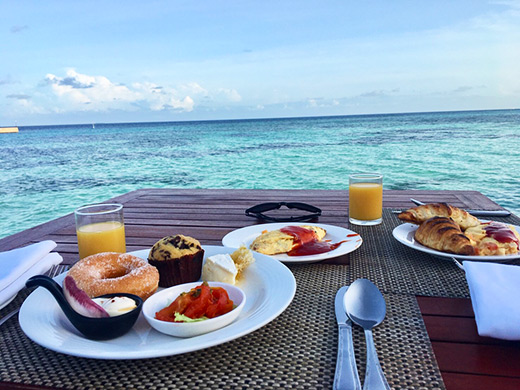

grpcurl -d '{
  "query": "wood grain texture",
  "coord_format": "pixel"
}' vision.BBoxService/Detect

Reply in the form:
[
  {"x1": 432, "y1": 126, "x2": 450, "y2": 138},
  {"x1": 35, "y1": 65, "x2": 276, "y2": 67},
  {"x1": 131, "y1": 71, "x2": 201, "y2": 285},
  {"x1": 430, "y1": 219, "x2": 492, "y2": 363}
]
[{"x1": 418, "y1": 296, "x2": 520, "y2": 390}]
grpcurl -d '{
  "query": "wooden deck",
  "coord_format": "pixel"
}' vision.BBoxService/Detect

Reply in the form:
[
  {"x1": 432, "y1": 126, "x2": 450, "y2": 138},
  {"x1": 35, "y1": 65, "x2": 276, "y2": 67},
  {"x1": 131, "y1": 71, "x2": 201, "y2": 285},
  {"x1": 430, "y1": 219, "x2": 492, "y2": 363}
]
[
  {"x1": 0, "y1": 188, "x2": 506, "y2": 265},
  {"x1": 0, "y1": 188, "x2": 517, "y2": 390}
]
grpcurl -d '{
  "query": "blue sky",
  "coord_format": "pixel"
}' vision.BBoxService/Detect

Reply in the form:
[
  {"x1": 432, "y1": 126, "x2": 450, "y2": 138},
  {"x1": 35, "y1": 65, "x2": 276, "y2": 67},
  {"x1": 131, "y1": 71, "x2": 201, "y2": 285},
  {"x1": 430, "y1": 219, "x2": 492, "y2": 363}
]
[{"x1": 1, "y1": 0, "x2": 520, "y2": 125}]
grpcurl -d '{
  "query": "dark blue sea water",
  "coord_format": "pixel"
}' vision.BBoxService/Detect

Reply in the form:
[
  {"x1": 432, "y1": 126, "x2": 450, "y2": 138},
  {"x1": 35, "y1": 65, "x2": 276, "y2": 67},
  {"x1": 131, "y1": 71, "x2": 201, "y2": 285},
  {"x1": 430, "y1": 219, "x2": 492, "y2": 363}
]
[{"x1": 1, "y1": 109, "x2": 519, "y2": 240}]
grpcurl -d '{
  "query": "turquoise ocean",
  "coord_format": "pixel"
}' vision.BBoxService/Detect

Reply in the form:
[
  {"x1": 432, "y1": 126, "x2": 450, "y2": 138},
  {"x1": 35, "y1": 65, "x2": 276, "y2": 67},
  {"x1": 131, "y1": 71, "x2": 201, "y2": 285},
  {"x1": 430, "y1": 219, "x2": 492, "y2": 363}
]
[{"x1": 1, "y1": 109, "x2": 519, "y2": 240}]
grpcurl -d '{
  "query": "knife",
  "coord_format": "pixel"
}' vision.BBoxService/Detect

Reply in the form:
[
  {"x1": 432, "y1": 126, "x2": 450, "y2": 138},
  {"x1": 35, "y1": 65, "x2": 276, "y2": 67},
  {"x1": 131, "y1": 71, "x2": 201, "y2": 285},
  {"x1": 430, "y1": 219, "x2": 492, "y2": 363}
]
[
  {"x1": 410, "y1": 198, "x2": 511, "y2": 217},
  {"x1": 333, "y1": 286, "x2": 361, "y2": 390}
]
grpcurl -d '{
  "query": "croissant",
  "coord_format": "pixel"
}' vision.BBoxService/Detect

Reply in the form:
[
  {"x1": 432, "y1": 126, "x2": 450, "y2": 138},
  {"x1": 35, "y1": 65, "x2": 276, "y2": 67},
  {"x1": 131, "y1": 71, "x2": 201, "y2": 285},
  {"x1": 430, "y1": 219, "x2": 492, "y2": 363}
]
[
  {"x1": 414, "y1": 217, "x2": 476, "y2": 255},
  {"x1": 398, "y1": 203, "x2": 480, "y2": 230}
]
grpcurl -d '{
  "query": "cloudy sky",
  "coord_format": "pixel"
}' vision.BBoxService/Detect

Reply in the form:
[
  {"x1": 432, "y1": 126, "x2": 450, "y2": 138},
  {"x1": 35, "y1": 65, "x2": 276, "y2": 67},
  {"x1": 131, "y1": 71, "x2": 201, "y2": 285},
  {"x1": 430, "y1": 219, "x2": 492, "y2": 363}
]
[{"x1": 1, "y1": 1, "x2": 520, "y2": 126}]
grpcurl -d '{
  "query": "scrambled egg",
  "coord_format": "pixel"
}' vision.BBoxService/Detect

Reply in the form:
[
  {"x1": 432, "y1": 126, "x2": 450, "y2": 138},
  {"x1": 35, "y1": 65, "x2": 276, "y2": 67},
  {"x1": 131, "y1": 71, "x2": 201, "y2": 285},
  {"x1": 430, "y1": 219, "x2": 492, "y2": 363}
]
[
  {"x1": 464, "y1": 222, "x2": 520, "y2": 256},
  {"x1": 250, "y1": 225, "x2": 326, "y2": 255}
]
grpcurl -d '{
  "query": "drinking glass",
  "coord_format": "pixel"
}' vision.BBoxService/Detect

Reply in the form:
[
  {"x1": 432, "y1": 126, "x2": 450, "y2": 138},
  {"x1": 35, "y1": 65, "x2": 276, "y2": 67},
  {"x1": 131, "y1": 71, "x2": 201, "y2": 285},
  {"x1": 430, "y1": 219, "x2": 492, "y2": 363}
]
[
  {"x1": 349, "y1": 173, "x2": 383, "y2": 226},
  {"x1": 75, "y1": 203, "x2": 126, "y2": 259}
]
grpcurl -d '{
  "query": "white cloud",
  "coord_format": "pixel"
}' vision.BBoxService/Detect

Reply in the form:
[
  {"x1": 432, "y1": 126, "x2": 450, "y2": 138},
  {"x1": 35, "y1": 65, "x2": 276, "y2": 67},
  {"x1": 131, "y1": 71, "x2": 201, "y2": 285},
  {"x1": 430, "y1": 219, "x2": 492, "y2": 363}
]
[
  {"x1": 40, "y1": 69, "x2": 238, "y2": 114},
  {"x1": 132, "y1": 81, "x2": 194, "y2": 111},
  {"x1": 45, "y1": 70, "x2": 141, "y2": 110},
  {"x1": 10, "y1": 98, "x2": 47, "y2": 115},
  {"x1": 216, "y1": 88, "x2": 242, "y2": 102}
]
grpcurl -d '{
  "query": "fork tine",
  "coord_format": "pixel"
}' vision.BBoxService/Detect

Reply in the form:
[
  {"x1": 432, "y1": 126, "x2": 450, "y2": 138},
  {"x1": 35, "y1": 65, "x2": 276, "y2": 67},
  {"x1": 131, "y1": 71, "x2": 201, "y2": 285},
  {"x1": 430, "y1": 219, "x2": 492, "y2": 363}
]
[{"x1": 46, "y1": 264, "x2": 69, "y2": 278}]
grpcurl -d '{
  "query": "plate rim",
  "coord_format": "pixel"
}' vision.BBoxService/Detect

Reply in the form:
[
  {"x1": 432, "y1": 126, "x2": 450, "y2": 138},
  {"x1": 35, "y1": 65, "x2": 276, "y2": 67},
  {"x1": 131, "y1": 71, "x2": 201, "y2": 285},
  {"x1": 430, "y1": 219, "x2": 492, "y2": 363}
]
[
  {"x1": 222, "y1": 222, "x2": 362, "y2": 263},
  {"x1": 19, "y1": 245, "x2": 296, "y2": 359},
  {"x1": 392, "y1": 222, "x2": 520, "y2": 262}
]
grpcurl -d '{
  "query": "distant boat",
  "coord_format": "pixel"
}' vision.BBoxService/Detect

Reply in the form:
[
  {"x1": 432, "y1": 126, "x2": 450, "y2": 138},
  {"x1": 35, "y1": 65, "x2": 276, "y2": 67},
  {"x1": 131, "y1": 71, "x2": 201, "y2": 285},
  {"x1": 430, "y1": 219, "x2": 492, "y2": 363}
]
[
  {"x1": 0, "y1": 126, "x2": 18, "y2": 133},
  {"x1": 92, "y1": 124, "x2": 95, "y2": 129}
]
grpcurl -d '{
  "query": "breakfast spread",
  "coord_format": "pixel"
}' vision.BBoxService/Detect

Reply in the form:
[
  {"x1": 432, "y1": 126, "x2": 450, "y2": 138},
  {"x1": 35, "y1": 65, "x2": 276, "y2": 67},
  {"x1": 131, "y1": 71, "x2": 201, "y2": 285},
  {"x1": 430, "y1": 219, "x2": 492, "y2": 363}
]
[
  {"x1": 398, "y1": 202, "x2": 480, "y2": 230},
  {"x1": 67, "y1": 252, "x2": 159, "y2": 300},
  {"x1": 399, "y1": 203, "x2": 520, "y2": 256},
  {"x1": 250, "y1": 225, "x2": 349, "y2": 256},
  {"x1": 202, "y1": 245, "x2": 255, "y2": 285},
  {"x1": 63, "y1": 275, "x2": 110, "y2": 318},
  {"x1": 414, "y1": 216, "x2": 476, "y2": 255},
  {"x1": 63, "y1": 275, "x2": 137, "y2": 318},
  {"x1": 465, "y1": 221, "x2": 520, "y2": 256},
  {"x1": 202, "y1": 254, "x2": 238, "y2": 285},
  {"x1": 155, "y1": 282, "x2": 234, "y2": 323},
  {"x1": 229, "y1": 245, "x2": 255, "y2": 273},
  {"x1": 148, "y1": 235, "x2": 204, "y2": 287},
  {"x1": 250, "y1": 225, "x2": 327, "y2": 255},
  {"x1": 92, "y1": 296, "x2": 137, "y2": 317}
]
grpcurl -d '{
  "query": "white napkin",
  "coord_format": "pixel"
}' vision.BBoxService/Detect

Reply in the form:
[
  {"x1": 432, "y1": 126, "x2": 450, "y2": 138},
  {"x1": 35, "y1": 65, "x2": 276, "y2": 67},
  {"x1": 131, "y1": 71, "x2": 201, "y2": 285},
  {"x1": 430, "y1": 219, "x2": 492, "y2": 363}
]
[
  {"x1": 0, "y1": 252, "x2": 63, "y2": 305},
  {"x1": 0, "y1": 240, "x2": 57, "y2": 290},
  {"x1": 464, "y1": 261, "x2": 520, "y2": 340},
  {"x1": 0, "y1": 241, "x2": 62, "y2": 306}
]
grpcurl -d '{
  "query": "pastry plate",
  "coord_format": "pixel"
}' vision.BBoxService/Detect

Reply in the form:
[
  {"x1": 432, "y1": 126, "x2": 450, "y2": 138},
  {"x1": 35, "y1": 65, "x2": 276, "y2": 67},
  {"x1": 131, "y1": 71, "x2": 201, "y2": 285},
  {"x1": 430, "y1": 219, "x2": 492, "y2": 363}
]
[
  {"x1": 222, "y1": 223, "x2": 362, "y2": 263},
  {"x1": 392, "y1": 222, "x2": 520, "y2": 262},
  {"x1": 19, "y1": 246, "x2": 296, "y2": 359}
]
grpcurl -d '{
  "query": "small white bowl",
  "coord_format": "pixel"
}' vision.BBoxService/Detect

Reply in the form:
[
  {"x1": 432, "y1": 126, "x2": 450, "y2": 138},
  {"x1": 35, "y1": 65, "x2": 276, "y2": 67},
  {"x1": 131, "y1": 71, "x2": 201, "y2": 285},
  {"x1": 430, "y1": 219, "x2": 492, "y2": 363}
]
[{"x1": 143, "y1": 281, "x2": 246, "y2": 338}]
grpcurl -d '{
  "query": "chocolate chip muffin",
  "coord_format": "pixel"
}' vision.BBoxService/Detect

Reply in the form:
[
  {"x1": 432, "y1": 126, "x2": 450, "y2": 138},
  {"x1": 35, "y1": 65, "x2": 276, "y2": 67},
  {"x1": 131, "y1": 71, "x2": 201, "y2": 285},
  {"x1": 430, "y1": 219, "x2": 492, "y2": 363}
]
[{"x1": 148, "y1": 235, "x2": 204, "y2": 287}]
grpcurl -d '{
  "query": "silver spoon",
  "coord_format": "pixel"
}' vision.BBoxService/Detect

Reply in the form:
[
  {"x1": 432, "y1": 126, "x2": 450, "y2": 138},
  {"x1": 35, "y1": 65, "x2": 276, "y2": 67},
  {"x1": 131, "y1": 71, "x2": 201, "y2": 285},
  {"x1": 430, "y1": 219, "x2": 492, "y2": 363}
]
[{"x1": 344, "y1": 279, "x2": 390, "y2": 390}]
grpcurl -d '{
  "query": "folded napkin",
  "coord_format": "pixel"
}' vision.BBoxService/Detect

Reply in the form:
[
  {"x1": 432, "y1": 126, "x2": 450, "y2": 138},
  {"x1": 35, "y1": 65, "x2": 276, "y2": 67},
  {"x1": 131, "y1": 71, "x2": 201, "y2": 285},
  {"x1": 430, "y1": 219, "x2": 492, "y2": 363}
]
[
  {"x1": 0, "y1": 252, "x2": 63, "y2": 306},
  {"x1": 464, "y1": 261, "x2": 520, "y2": 340},
  {"x1": 0, "y1": 241, "x2": 63, "y2": 306}
]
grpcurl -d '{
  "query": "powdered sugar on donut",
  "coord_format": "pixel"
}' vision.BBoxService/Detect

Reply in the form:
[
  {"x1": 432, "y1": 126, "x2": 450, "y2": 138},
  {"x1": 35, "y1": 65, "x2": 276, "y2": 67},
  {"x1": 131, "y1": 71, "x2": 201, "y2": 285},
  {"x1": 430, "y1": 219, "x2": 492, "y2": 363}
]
[{"x1": 67, "y1": 252, "x2": 159, "y2": 300}]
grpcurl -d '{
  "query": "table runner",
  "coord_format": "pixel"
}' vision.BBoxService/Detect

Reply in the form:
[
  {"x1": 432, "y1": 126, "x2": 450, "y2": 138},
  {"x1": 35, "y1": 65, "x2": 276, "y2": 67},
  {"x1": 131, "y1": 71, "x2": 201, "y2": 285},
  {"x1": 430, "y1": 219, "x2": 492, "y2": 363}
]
[{"x1": 1, "y1": 209, "x2": 519, "y2": 389}]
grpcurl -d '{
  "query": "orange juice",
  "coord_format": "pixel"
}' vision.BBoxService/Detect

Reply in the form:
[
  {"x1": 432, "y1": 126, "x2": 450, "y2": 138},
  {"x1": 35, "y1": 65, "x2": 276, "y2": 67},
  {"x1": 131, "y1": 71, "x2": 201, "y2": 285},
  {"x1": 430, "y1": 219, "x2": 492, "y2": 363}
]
[
  {"x1": 76, "y1": 221, "x2": 126, "y2": 259},
  {"x1": 349, "y1": 183, "x2": 383, "y2": 221}
]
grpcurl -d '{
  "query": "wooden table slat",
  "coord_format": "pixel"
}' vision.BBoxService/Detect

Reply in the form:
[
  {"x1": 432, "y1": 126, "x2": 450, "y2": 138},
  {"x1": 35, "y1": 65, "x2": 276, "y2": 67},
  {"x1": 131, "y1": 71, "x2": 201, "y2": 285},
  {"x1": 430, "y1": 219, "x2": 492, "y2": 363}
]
[{"x1": 442, "y1": 373, "x2": 520, "y2": 390}]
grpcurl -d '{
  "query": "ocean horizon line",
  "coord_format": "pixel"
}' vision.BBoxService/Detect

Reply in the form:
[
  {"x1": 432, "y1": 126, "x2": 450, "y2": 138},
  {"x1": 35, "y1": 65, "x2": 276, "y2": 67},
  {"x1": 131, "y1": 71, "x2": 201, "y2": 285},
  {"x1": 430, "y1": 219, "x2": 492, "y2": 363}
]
[
  {"x1": 2, "y1": 109, "x2": 518, "y2": 240},
  {"x1": 17, "y1": 107, "x2": 520, "y2": 129}
]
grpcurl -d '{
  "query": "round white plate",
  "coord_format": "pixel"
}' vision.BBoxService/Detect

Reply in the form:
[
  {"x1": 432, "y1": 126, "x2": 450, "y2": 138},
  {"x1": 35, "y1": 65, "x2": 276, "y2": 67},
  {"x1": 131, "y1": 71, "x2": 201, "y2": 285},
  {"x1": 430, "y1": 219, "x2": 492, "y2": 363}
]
[
  {"x1": 392, "y1": 222, "x2": 520, "y2": 262},
  {"x1": 19, "y1": 246, "x2": 296, "y2": 360},
  {"x1": 222, "y1": 223, "x2": 362, "y2": 263}
]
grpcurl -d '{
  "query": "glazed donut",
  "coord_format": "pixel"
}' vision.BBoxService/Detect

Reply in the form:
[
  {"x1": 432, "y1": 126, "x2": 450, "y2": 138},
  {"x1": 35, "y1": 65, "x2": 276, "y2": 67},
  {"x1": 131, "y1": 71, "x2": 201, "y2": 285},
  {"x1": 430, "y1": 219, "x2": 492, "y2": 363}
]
[{"x1": 67, "y1": 252, "x2": 159, "y2": 300}]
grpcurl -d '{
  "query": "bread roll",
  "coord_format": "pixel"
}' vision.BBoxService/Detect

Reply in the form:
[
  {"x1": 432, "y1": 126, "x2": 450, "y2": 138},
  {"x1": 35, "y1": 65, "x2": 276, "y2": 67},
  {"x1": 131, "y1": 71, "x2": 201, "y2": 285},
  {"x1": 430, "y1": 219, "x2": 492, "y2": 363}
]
[
  {"x1": 414, "y1": 217, "x2": 476, "y2": 255},
  {"x1": 399, "y1": 203, "x2": 479, "y2": 230}
]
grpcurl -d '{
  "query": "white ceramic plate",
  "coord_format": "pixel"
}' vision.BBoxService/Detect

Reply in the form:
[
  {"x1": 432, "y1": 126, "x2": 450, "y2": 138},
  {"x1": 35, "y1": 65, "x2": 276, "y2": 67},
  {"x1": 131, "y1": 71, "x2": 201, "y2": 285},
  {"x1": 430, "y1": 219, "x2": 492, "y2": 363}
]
[
  {"x1": 392, "y1": 222, "x2": 520, "y2": 261},
  {"x1": 222, "y1": 223, "x2": 362, "y2": 263},
  {"x1": 19, "y1": 246, "x2": 296, "y2": 359}
]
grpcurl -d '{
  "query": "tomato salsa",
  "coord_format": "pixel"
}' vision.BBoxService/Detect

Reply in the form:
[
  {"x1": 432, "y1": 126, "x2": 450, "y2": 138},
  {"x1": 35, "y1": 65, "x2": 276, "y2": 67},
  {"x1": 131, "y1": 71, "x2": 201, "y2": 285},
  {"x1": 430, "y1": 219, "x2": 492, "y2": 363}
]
[{"x1": 155, "y1": 282, "x2": 234, "y2": 323}]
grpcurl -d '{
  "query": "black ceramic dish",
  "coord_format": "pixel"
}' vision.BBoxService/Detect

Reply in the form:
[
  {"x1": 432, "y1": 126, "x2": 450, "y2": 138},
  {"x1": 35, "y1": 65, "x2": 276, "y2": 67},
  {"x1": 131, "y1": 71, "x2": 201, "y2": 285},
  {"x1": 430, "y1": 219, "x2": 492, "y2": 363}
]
[{"x1": 26, "y1": 275, "x2": 143, "y2": 340}]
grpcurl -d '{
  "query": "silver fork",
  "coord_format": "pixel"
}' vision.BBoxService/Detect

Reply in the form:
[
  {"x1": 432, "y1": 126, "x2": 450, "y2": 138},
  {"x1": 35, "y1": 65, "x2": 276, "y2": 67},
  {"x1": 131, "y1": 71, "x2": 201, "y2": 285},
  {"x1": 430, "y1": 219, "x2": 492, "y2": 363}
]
[{"x1": 0, "y1": 264, "x2": 69, "y2": 327}]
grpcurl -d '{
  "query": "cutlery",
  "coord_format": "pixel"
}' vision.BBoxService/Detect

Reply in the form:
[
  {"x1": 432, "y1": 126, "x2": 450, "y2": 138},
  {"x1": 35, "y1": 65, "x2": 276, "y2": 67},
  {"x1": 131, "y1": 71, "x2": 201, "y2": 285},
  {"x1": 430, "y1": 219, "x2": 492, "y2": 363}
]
[
  {"x1": 410, "y1": 198, "x2": 511, "y2": 217},
  {"x1": 451, "y1": 257, "x2": 464, "y2": 270},
  {"x1": 344, "y1": 279, "x2": 390, "y2": 390},
  {"x1": 334, "y1": 286, "x2": 361, "y2": 390}
]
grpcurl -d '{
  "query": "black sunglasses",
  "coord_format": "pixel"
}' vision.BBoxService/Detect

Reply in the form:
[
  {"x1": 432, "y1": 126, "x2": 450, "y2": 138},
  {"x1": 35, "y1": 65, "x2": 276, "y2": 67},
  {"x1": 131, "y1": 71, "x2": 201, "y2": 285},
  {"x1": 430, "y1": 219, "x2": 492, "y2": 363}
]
[{"x1": 245, "y1": 202, "x2": 322, "y2": 222}]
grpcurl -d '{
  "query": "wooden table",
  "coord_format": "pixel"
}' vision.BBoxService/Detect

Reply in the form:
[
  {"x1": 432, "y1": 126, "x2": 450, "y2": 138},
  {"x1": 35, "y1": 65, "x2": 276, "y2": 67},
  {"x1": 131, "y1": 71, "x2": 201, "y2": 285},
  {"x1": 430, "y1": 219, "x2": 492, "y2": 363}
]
[{"x1": 0, "y1": 188, "x2": 518, "y2": 390}]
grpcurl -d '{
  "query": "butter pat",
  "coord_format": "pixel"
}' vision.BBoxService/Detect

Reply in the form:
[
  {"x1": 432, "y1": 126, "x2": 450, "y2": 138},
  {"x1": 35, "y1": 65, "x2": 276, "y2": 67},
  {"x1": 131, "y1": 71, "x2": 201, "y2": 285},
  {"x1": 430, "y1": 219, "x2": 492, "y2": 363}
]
[
  {"x1": 92, "y1": 296, "x2": 137, "y2": 317},
  {"x1": 202, "y1": 253, "x2": 238, "y2": 284}
]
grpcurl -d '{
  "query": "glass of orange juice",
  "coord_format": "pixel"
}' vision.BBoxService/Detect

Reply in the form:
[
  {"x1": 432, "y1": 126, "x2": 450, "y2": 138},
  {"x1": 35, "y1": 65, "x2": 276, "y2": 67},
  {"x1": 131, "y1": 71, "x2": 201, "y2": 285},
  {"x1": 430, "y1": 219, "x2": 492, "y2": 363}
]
[
  {"x1": 74, "y1": 203, "x2": 126, "y2": 259},
  {"x1": 349, "y1": 173, "x2": 383, "y2": 226}
]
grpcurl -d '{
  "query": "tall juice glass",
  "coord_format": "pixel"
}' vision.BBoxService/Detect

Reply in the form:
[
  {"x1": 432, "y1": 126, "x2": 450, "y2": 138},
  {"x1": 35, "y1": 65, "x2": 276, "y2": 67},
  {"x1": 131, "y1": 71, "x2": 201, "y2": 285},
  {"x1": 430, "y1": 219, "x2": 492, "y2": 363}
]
[
  {"x1": 349, "y1": 173, "x2": 383, "y2": 226},
  {"x1": 75, "y1": 203, "x2": 126, "y2": 259}
]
